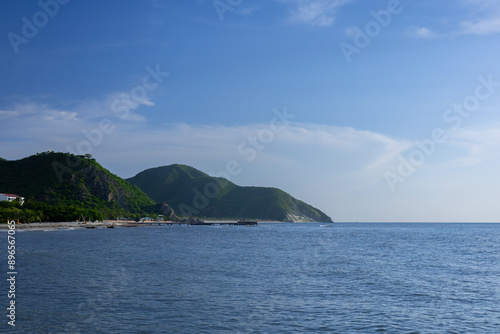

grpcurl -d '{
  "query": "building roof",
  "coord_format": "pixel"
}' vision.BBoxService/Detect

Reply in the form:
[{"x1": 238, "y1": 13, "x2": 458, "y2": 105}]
[{"x1": 0, "y1": 193, "x2": 22, "y2": 198}]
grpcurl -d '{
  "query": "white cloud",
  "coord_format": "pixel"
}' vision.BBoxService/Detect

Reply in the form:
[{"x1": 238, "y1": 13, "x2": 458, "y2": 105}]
[
  {"x1": 284, "y1": 0, "x2": 352, "y2": 27},
  {"x1": 0, "y1": 112, "x2": 411, "y2": 222},
  {"x1": 460, "y1": 0, "x2": 500, "y2": 12},
  {"x1": 100, "y1": 92, "x2": 152, "y2": 121},
  {"x1": 4, "y1": 101, "x2": 500, "y2": 222},
  {"x1": 410, "y1": 27, "x2": 439, "y2": 39},
  {"x1": 0, "y1": 90, "x2": 154, "y2": 126},
  {"x1": 447, "y1": 124, "x2": 500, "y2": 165},
  {"x1": 460, "y1": 17, "x2": 500, "y2": 35},
  {"x1": 0, "y1": 103, "x2": 80, "y2": 123},
  {"x1": 43, "y1": 110, "x2": 79, "y2": 122},
  {"x1": 406, "y1": 2, "x2": 500, "y2": 38},
  {"x1": 93, "y1": 123, "x2": 410, "y2": 180},
  {"x1": 0, "y1": 93, "x2": 155, "y2": 155},
  {"x1": 0, "y1": 110, "x2": 19, "y2": 116}
]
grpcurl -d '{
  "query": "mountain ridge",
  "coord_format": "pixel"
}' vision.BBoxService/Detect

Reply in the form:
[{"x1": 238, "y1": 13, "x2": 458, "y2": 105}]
[
  {"x1": 127, "y1": 164, "x2": 333, "y2": 222},
  {"x1": 0, "y1": 153, "x2": 332, "y2": 222},
  {"x1": 0, "y1": 152, "x2": 159, "y2": 221}
]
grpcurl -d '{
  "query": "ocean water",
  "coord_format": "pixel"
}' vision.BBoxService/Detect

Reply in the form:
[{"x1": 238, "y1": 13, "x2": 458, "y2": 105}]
[{"x1": 1, "y1": 223, "x2": 499, "y2": 333}]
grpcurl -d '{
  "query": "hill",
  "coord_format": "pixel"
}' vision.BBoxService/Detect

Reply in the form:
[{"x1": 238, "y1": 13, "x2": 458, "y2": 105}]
[
  {"x1": 127, "y1": 164, "x2": 332, "y2": 222},
  {"x1": 0, "y1": 152, "x2": 159, "y2": 221}
]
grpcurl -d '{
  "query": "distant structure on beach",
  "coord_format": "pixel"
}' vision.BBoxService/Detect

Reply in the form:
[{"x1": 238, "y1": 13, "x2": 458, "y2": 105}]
[{"x1": 0, "y1": 193, "x2": 24, "y2": 205}]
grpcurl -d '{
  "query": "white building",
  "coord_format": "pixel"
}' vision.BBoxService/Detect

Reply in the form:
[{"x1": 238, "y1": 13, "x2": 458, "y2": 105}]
[{"x1": 0, "y1": 193, "x2": 25, "y2": 205}]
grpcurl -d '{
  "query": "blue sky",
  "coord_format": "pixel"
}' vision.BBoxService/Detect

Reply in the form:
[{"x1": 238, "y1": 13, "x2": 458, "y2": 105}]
[{"x1": 2, "y1": 0, "x2": 500, "y2": 222}]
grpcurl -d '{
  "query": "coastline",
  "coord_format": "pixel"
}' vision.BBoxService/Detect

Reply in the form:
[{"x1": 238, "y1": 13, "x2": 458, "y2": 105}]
[
  {"x1": 0, "y1": 220, "x2": 315, "y2": 231},
  {"x1": 0, "y1": 221, "x2": 114, "y2": 231}
]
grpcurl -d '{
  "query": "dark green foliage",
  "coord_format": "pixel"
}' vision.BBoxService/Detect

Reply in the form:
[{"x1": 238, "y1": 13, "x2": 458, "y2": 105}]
[
  {"x1": 0, "y1": 152, "x2": 156, "y2": 222},
  {"x1": 127, "y1": 164, "x2": 333, "y2": 222},
  {"x1": 0, "y1": 153, "x2": 332, "y2": 222}
]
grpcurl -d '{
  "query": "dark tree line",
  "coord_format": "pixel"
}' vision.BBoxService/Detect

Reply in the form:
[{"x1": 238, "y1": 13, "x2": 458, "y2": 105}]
[{"x1": 0, "y1": 199, "x2": 158, "y2": 223}]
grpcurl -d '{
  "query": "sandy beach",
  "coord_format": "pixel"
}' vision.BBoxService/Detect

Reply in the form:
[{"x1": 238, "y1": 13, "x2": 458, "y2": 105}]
[{"x1": 0, "y1": 221, "x2": 118, "y2": 231}]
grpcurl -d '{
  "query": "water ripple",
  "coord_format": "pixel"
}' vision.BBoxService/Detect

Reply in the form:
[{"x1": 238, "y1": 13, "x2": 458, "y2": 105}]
[{"x1": 2, "y1": 223, "x2": 499, "y2": 333}]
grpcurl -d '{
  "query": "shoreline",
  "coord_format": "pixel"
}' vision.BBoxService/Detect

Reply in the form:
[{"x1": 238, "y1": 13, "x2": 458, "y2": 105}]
[
  {"x1": 0, "y1": 221, "x2": 105, "y2": 231},
  {"x1": 0, "y1": 220, "x2": 324, "y2": 231}
]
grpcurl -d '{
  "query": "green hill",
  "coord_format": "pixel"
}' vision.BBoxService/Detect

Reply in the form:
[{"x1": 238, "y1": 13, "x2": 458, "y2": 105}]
[
  {"x1": 127, "y1": 164, "x2": 332, "y2": 222},
  {"x1": 0, "y1": 152, "x2": 157, "y2": 221}
]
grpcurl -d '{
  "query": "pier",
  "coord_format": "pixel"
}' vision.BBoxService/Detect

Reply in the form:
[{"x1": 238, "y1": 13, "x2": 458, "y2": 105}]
[
  {"x1": 117, "y1": 220, "x2": 258, "y2": 227},
  {"x1": 189, "y1": 220, "x2": 258, "y2": 226}
]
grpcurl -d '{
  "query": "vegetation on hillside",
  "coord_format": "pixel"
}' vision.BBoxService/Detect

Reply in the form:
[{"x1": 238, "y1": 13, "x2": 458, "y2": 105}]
[
  {"x1": 0, "y1": 200, "x2": 104, "y2": 223},
  {"x1": 0, "y1": 152, "x2": 164, "y2": 222},
  {"x1": 0, "y1": 153, "x2": 332, "y2": 223},
  {"x1": 127, "y1": 164, "x2": 332, "y2": 222}
]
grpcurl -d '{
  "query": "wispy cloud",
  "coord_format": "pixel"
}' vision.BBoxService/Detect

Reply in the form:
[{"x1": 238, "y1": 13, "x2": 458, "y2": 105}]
[
  {"x1": 0, "y1": 92, "x2": 154, "y2": 143},
  {"x1": 0, "y1": 106, "x2": 411, "y2": 197},
  {"x1": 3, "y1": 104, "x2": 500, "y2": 221},
  {"x1": 409, "y1": 27, "x2": 440, "y2": 39},
  {"x1": 459, "y1": 0, "x2": 500, "y2": 34},
  {"x1": 284, "y1": 0, "x2": 352, "y2": 27},
  {"x1": 448, "y1": 124, "x2": 500, "y2": 166},
  {"x1": 409, "y1": 1, "x2": 500, "y2": 38},
  {"x1": 42, "y1": 110, "x2": 79, "y2": 122},
  {"x1": 0, "y1": 103, "x2": 78, "y2": 121},
  {"x1": 0, "y1": 110, "x2": 19, "y2": 116},
  {"x1": 0, "y1": 114, "x2": 419, "y2": 222},
  {"x1": 460, "y1": 16, "x2": 500, "y2": 35}
]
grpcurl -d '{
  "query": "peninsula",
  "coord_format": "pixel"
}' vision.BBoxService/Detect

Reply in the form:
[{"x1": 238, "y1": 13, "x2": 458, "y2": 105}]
[{"x1": 0, "y1": 152, "x2": 332, "y2": 223}]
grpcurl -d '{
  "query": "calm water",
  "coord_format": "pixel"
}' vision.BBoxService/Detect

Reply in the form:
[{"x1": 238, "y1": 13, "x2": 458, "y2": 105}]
[{"x1": 1, "y1": 223, "x2": 499, "y2": 333}]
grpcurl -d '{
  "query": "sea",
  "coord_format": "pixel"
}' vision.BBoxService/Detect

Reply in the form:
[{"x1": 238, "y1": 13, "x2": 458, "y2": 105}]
[{"x1": 1, "y1": 223, "x2": 499, "y2": 333}]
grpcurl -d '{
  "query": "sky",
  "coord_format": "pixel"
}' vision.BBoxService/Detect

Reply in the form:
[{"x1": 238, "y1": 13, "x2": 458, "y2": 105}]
[{"x1": 1, "y1": 0, "x2": 500, "y2": 222}]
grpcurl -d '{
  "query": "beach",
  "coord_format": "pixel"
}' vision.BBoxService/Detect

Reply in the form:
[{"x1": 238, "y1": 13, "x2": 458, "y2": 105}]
[{"x1": 0, "y1": 221, "x2": 116, "y2": 230}]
